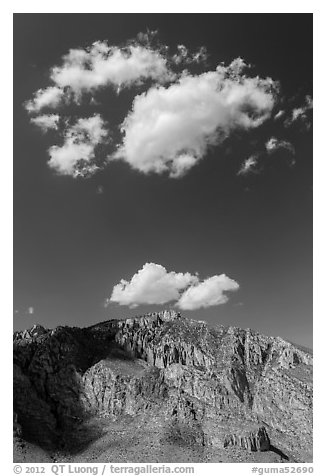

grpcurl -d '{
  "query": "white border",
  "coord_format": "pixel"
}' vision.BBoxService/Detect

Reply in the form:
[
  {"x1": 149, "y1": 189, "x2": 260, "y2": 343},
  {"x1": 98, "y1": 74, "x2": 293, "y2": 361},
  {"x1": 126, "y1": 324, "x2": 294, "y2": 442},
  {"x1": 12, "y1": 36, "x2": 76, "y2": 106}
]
[{"x1": 3, "y1": 2, "x2": 324, "y2": 473}]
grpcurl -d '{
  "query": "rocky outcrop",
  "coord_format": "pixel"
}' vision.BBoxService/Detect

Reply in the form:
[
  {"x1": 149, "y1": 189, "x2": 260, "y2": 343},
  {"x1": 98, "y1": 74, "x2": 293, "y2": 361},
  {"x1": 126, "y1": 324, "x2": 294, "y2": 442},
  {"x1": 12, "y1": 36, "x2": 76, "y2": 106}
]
[
  {"x1": 224, "y1": 426, "x2": 270, "y2": 451},
  {"x1": 14, "y1": 324, "x2": 48, "y2": 341},
  {"x1": 13, "y1": 311, "x2": 313, "y2": 460}
]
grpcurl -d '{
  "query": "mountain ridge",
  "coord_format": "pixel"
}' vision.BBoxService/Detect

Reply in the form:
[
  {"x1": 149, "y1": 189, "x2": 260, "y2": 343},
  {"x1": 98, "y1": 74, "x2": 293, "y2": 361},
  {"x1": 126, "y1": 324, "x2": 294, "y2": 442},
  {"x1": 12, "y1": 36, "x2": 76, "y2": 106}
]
[{"x1": 13, "y1": 311, "x2": 313, "y2": 463}]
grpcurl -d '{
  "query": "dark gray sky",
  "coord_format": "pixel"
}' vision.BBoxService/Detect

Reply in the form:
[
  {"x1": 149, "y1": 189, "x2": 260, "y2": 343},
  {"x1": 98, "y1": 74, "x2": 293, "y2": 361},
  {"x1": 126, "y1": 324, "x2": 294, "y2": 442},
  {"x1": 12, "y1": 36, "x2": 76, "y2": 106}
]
[{"x1": 14, "y1": 14, "x2": 312, "y2": 347}]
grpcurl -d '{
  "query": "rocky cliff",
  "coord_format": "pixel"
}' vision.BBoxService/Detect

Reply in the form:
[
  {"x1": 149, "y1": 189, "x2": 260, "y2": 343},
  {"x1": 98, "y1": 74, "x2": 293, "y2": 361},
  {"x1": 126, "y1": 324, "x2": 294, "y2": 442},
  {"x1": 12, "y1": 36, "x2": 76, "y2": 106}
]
[{"x1": 13, "y1": 311, "x2": 313, "y2": 462}]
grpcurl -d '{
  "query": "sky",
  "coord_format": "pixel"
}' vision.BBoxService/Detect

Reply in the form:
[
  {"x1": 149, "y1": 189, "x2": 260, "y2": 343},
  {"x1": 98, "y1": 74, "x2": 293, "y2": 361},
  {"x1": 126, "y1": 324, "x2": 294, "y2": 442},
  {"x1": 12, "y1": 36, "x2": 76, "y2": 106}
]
[{"x1": 13, "y1": 13, "x2": 313, "y2": 347}]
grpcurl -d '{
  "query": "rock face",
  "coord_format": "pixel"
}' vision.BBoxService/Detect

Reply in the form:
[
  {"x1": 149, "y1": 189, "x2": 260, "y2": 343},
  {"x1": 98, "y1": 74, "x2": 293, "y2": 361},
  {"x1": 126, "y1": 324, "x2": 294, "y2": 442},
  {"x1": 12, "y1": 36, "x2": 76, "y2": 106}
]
[
  {"x1": 13, "y1": 311, "x2": 313, "y2": 461},
  {"x1": 224, "y1": 426, "x2": 270, "y2": 451}
]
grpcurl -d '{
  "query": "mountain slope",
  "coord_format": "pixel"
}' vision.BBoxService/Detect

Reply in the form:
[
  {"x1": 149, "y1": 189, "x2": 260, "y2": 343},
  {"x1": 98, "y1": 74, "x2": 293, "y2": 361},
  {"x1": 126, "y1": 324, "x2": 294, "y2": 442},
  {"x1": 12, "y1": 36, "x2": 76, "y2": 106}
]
[{"x1": 13, "y1": 311, "x2": 313, "y2": 463}]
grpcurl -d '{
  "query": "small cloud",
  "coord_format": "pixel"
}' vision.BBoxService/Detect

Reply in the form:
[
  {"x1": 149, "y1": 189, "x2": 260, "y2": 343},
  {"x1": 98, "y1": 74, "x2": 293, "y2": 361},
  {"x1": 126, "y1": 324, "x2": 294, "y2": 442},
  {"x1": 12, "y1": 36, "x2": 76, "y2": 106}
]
[
  {"x1": 109, "y1": 262, "x2": 239, "y2": 310},
  {"x1": 172, "y1": 44, "x2": 190, "y2": 65},
  {"x1": 192, "y1": 46, "x2": 208, "y2": 64},
  {"x1": 27, "y1": 307, "x2": 34, "y2": 315},
  {"x1": 274, "y1": 110, "x2": 285, "y2": 120},
  {"x1": 96, "y1": 185, "x2": 104, "y2": 194},
  {"x1": 237, "y1": 155, "x2": 259, "y2": 176},
  {"x1": 285, "y1": 95, "x2": 313, "y2": 129},
  {"x1": 176, "y1": 274, "x2": 239, "y2": 310},
  {"x1": 265, "y1": 137, "x2": 295, "y2": 155},
  {"x1": 135, "y1": 30, "x2": 159, "y2": 45},
  {"x1": 47, "y1": 114, "x2": 108, "y2": 177},
  {"x1": 25, "y1": 86, "x2": 65, "y2": 113},
  {"x1": 30, "y1": 114, "x2": 60, "y2": 132},
  {"x1": 50, "y1": 41, "x2": 174, "y2": 98},
  {"x1": 172, "y1": 44, "x2": 208, "y2": 66}
]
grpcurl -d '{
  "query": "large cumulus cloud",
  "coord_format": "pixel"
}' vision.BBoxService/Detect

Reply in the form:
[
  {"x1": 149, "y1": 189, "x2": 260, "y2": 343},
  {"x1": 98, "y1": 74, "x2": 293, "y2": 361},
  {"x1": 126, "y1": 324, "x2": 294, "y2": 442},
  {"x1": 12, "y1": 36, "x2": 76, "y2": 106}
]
[{"x1": 115, "y1": 59, "x2": 277, "y2": 177}]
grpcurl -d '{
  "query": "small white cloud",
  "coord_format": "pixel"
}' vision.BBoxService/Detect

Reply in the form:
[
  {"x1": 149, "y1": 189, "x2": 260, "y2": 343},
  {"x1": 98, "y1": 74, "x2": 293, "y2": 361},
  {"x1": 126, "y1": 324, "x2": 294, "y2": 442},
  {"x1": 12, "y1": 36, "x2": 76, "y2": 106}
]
[
  {"x1": 109, "y1": 262, "x2": 239, "y2": 310},
  {"x1": 237, "y1": 155, "x2": 259, "y2": 176},
  {"x1": 27, "y1": 307, "x2": 34, "y2": 315},
  {"x1": 48, "y1": 114, "x2": 108, "y2": 177},
  {"x1": 192, "y1": 46, "x2": 208, "y2": 64},
  {"x1": 135, "y1": 30, "x2": 159, "y2": 45},
  {"x1": 172, "y1": 44, "x2": 208, "y2": 65},
  {"x1": 25, "y1": 86, "x2": 64, "y2": 113},
  {"x1": 172, "y1": 44, "x2": 190, "y2": 65},
  {"x1": 115, "y1": 59, "x2": 277, "y2": 177},
  {"x1": 274, "y1": 110, "x2": 285, "y2": 120},
  {"x1": 48, "y1": 142, "x2": 95, "y2": 177},
  {"x1": 30, "y1": 114, "x2": 60, "y2": 132},
  {"x1": 265, "y1": 137, "x2": 295, "y2": 154},
  {"x1": 50, "y1": 41, "x2": 173, "y2": 97},
  {"x1": 176, "y1": 274, "x2": 239, "y2": 310},
  {"x1": 285, "y1": 95, "x2": 313, "y2": 128}
]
